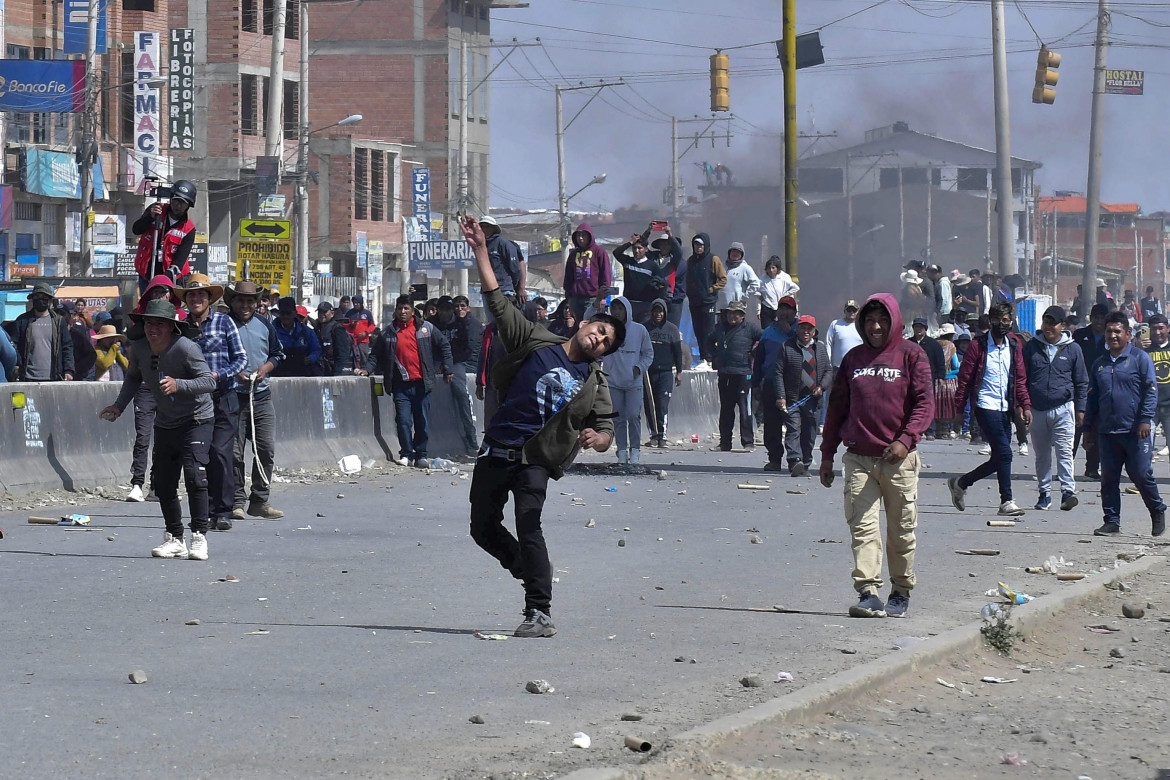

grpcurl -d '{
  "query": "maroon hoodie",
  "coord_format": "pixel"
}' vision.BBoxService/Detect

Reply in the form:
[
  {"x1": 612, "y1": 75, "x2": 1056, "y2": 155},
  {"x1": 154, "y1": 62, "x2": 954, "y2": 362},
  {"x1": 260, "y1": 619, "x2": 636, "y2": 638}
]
[
  {"x1": 563, "y1": 222, "x2": 613, "y2": 298},
  {"x1": 821, "y1": 293, "x2": 935, "y2": 460}
]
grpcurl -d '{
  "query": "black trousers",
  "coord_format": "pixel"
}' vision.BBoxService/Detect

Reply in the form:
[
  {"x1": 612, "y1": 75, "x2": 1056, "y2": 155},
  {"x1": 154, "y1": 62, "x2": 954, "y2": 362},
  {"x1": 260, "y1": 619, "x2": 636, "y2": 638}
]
[
  {"x1": 131, "y1": 385, "x2": 156, "y2": 487},
  {"x1": 761, "y1": 384, "x2": 786, "y2": 464},
  {"x1": 469, "y1": 456, "x2": 553, "y2": 614},
  {"x1": 1074, "y1": 423, "x2": 1100, "y2": 475},
  {"x1": 153, "y1": 418, "x2": 213, "y2": 537},
  {"x1": 208, "y1": 392, "x2": 241, "y2": 520},
  {"x1": 690, "y1": 303, "x2": 716, "y2": 361},
  {"x1": 645, "y1": 369, "x2": 674, "y2": 440},
  {"x1": 718, "y1": 374, "x2": 754, "y2": 448}
]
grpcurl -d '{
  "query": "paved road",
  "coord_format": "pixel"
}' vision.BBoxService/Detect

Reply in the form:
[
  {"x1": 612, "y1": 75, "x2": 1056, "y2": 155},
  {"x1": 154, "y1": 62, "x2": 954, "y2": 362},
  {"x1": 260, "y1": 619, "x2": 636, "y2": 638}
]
[{"x1": 1, "y1": 439, "x2": 1159, "y2": 778}]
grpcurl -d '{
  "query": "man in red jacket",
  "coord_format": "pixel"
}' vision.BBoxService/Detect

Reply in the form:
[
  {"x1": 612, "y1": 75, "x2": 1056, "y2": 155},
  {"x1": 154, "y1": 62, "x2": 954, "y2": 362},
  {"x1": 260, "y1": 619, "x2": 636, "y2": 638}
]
[
  {"x1": 820, "y1": 294, "x2": 934, "y2": 619},
  {"x1": 132, "y1": 180, "x2": 198, "y2": 291},
  {"x1": 948, "y1": 301, "x2": 1032, "y2": 517}
]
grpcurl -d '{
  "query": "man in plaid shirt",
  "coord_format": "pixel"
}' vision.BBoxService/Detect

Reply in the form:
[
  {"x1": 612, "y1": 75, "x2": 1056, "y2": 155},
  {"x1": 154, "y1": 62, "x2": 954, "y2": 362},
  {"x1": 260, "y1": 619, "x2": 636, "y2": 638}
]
[{"x1": 177, "y1": 274, "x2": 248, "y2": 531}]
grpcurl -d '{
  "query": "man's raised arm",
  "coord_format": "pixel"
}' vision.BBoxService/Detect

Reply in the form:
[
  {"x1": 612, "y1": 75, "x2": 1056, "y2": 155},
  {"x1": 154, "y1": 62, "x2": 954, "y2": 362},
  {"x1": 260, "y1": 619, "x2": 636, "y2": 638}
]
[{"x1": 461, "y1": 216, "x2": 496, "y2": 291}]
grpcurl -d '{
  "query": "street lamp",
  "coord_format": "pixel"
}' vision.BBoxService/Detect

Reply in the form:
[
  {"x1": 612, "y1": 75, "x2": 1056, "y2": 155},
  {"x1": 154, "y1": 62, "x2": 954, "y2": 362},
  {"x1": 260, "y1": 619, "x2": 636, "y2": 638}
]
[
  {"x1": 848, "y1": 223, "x2": 885, "y2": 296},
  {"x1": 296, "y1": 114, "x2": 363, "y2": 299},
  {"x1": 560, "y1": 173, "x2": 606, "y2": 255},
  {"x1": 920, "y1": 234, "x2": 959, "y2": 260}
]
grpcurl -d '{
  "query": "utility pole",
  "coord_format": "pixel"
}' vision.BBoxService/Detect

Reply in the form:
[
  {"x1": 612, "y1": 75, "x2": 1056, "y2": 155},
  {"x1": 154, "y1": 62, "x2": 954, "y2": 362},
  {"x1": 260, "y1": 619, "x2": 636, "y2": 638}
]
[
  {"x1": 78, "y1": 0, "x2": 99, "y2": 276},
  {"x1": 456, "y1": 35, "x2": 469, "y2": 295},
  {"x1": 265, "y1": 0, "x2": 288, "y2": 159},
  {"x1": 296, "y1": 0, "x2": 309, "y2": 298},
  {"x1": 1081, "y1": 0, "x2": 1109, "y2": 321},
  {"x1": 670, "y1": 116, "x2": 680, "y2": 228},
  {"x1": 670, "y1": 116, "x2": 732, "y2": 238},
  {"x1": 781, "y1": 0, "x2": 798, "y2": 282},
  {"x1": 555, "y1": 81, "x2": 622, "y2": 258},
  {"x1": 991, "y1": 0, "x2": 1016, "y2": 276}
]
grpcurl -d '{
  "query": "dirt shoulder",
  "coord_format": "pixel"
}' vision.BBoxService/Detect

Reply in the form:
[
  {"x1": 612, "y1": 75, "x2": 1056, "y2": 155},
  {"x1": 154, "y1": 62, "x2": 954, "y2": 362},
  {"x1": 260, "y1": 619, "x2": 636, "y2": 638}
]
[{"x1": 632, "y1": 559, "x2": 1170, "y2": 780}]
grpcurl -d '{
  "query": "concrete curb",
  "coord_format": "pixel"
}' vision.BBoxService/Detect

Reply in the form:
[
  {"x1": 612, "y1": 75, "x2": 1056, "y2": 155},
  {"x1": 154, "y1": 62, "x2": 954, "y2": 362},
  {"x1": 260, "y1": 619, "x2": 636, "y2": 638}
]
[{"x1": 559, "y1": 555, "x2": 1166, "y2": 780}]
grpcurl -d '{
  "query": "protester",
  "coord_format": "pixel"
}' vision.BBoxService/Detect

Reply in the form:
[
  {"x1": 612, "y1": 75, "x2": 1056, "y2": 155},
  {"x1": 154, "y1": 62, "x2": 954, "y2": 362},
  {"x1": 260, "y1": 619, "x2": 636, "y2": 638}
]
[
  {"x1": 522, "y1": 298, "x2": 548, "y2": 325},
  {"x1": 1120, "y1": 290, "x2": 1141, "y2": 325},
  {"x1": 431, "y1": 295, "x2": 484, "y2": 457},
  {"x1": 926, "y1": 264, "x2": 951, "y2": 327},
  {"x1": 475, "y1": 321, "x2": 506, "y2": 424},
  {"x1": 715, "y1": 242, "x2": 761, "y2": 314},
  {"x1": 271, "y1": 297, "x2": 321, "y2": 377},
  {"x1": 643, "y1": 299, "x2": 684, "y2": 448},
  {"x1": 1023, "y1": 305, "x2": 1088, "y2": 512},
  {"x1": 0, "y1": 325, "x2": 18, "y2": 381},
  {"x1": 708, "y1": 299, "x2": 762, "y2": 451},
  {"x1": 599, "y1": 296, "x2": 652, "y2": 464},
  {"x1": 819, "y1": 294, "x2": 933, "y2": 618},
  {"x1": 369, "y1": 295, "x2": 453, "y2": 468},
  {"x1": 563, "y1": 222, "x2": 612, "y2": 322},
  {"x1": 951, "y1": 272, "x2": 979, "y2": 323},
  {"x1": 759, "y1": 256, "x2": 799, "y2": 328},
  {"x1": 613, "y1": 224, "x2": 681, "y2": 323},
  {"x1": 1140, "y1": 286, "x2": 1161, "y2": 322},
  {"x1": 131, "y1": 180, "x2": 197, "y2": 291},
  {"x1": 1144, "y1": 313, "x2": 1170, "y2": 459},
  {"x1": 773, "y1": 315, "x2": 830, "y2": 476},
  {"x1": 338, "y1": 295, "x2": 353, "y2": 319},
  {"x1": 101, "y1": 299, "x2": 216, "y2": 560},
  {"x1": 11, "y1": 283, "x2": 75, "y2": 382},
  {"x1": 934, "y1": 324, "x2": 960, "y2": 437},
  {"x1": 64, "y1": 301, "x2": 97, "y2": 381},
  {"x1": 346, "y1": 294, "x2": 376, "y2": 327},
  {"x1": 226, "y1": 281, "x2": 286, "y2": 521},
  {"x1": 93, "y1": 324, "x2": 128, "y2": 383},
  {"x1": 461, "y1": 215, "x2": 624, "y2": 638},
  {"x1": 547, "y1": 300, "x2": 578, "y2": 338},
  {"x1": 1086, "y1": 312, "x2": 1165, "y2": 537},
  {"x1": 480, "y1": 215, "x2": 527, "y2": 304},
  {"x1": 684, "y1": 232, "x2": 727, "y2": 369},
  {"x1": 908, "y1": 318, "x2": 946, "y2": 439},
  {"x1": 313, "y1": 302, "x2": 356, "y2": 376},
  {"x1": 949, "y1": 302, "x2": 1032, "y2": 517},
  {"x1": 1095, "y1": 278, "x2": 1115, "y2": 309},
  {"x1": 825, "y1": 300, "x2": 863, "y2": 370},
  {"x1": 1073, "y1": 304, "x2": 1109, "y2": 479},
  {"x1": 898, "y1": 269, "x2": 930, "y2": 330},
  {"x1": 177, "y1": 274, "x2": 248, "y2": 531},
  {"x1": 755, "y1": 296, "x2": 796, "y2": 470}
]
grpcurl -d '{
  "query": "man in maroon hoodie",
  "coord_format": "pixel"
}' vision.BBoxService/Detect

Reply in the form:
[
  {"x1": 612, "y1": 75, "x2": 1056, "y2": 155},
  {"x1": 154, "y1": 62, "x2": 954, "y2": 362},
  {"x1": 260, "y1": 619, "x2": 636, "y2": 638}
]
[
  {"x1": 563, "y1": 222, "x2": 613, "y2": 322},
  {"x1": 820, "y1": 294, "x2": 934, "y2": 619}
]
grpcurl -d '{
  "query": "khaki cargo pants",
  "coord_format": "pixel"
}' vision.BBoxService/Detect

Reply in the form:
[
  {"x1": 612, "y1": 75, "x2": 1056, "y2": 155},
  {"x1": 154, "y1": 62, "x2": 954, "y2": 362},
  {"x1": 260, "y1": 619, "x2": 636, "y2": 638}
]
[{"x1": 842, "y1": 450, "x2": 920, "y2": 595}]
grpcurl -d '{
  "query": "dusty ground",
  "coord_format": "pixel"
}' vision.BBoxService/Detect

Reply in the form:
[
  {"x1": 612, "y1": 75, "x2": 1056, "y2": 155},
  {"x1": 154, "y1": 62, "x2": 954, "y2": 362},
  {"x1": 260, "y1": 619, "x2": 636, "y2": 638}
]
[{"x1": 632, "y1": 560, "x2": 1170, "y2": 780}]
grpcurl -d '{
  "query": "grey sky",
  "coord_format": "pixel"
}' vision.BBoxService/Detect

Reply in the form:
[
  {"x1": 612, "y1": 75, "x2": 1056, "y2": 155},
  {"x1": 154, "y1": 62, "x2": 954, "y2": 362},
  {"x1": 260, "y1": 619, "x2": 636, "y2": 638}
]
[{"x1": 488, "y1": 0, "x2": 1169, "y2": 215}]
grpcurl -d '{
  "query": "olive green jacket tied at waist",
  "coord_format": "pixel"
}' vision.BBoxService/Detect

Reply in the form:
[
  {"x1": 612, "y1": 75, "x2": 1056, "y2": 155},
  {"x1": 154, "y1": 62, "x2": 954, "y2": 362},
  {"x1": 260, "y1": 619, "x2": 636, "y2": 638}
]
[{"x1": 485, "y1": 287, "x2": 615, "y2": 479}]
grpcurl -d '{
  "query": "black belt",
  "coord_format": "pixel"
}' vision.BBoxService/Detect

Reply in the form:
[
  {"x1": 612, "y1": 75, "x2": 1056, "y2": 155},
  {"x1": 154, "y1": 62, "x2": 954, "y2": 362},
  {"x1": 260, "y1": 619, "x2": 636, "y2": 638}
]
[{"x1": 479, "y1": 442, "x2": 527, "y2": 463}]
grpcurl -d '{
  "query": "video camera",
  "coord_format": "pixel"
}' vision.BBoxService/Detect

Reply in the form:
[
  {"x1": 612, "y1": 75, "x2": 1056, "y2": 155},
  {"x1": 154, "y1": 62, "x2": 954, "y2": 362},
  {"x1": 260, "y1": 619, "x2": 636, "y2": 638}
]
[{"x1": 145, "y1": 175, "x2": 172, "y2": 201}]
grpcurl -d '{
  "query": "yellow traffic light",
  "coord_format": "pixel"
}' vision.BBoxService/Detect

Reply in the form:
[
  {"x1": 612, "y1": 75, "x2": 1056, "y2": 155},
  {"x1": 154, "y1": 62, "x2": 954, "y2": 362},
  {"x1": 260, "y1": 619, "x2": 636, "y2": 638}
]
[
  {"x1": 1032, "y1": 47, "x2": 1061, "y2": 104},
  {"x1": 710, "y1": 53, "x2": 730, "y2": 112}
]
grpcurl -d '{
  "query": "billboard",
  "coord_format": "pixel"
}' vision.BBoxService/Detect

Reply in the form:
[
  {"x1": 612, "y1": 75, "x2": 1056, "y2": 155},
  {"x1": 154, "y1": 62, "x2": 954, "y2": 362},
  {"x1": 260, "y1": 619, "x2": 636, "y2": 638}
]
[
  {"x1": 64, "y1": 0, "x2": 107, "y2": 54},
  {"x1": 130, "y1": 31, "x2": 163, "y2": 194},
  {"x1": 168, "y1": 29, "x2": 195, "y2": 150},
  {"x1": 1104, "y1": 69, "x2": 1144, "y2": 95},
  {"x1": 0, "y1": 61, "x2": 86, "y2": 113}
]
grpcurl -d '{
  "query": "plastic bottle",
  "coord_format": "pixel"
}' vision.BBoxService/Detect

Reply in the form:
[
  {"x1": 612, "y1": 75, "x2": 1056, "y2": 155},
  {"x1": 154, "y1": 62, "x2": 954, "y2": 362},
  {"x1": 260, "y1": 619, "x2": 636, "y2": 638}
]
[
  {"x1": 980, "y1": 603, "x2": 1002, "y2": 621},
  {"x1": 427, "y1": 458, "x2": 459, "y2": 474}
]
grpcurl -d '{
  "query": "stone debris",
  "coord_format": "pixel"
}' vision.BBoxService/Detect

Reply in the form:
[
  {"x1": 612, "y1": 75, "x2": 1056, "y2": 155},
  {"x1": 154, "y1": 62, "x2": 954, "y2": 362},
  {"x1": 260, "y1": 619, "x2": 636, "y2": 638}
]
[
  {"x1": 570, "y1": 732, "x2": 591, "y2": 749},
  {"x1": 657, "y1": 471, "x2": 668, "y2": 481},
  {"x1": 740, "y1": 675, "x2": 763, "y2": 688},
  {"x1": 750, "y1": 535, "x2": 763, "y2": 544},
  {"x1": 585, "y1": 518, "x2": 596, "y2": 528},
  {"x1": 1121, "y1": 603, "x2": 1145, "y2": 619},
  {"x1": 128, "y1": 670, "x2": 148, "y2": 684},
  {"x1": 618, "y1": 538, "x2": 626, "y2": 547},
  {"x1": 621, "y1": 713, "x2": 643, "y2": 721},
  {"x1": 185, "y1": 619, "x2": 201, "y2": 626},
  {"x1": 1109, "y1": 647, "x2": 1126, "y2": 659},
  {"x1": 525, "y1": 679, "x2": 555, "y2": 694},
  {"x1": 469, "y1": 715, "x2": 485, "y2": 724}
]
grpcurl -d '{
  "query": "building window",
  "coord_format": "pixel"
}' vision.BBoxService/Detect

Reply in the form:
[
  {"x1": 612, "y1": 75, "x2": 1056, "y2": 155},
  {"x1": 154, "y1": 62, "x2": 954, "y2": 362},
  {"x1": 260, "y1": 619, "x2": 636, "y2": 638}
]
[
  {"x1": 242, "y1": 0, "x2": 258, "y2": 32},
  {"x1": 241, "y1": 75, "x2": 259, "y2": 135},
  {"x1": 261, "y1": 76, "x2": 270, "y2": 133},
  {"x1": 31, "y1": 113, "x2": 50, "y2": 144},
  {"x1": 901, "y1": 168, "x2": 928, "y2": 186},
  {"x1": 287, "y1": 0, "x2": 299, "y2": 39},
  {"x1": 878, "y1": 168, "x2": 899, "y2": 190},
  {"x1": 354, "y1": 147, "x2": 369, "y2": 221},
  {"x1": 121, "y1": 52, "x2": 135, "y2": 144},
  {"x1": 478, "y1": 54, "x2": 489, "y2": 119},
  {"x1": 43, "y1": 206, "x2": 63, "y2": 247},
  {"x1": 263, "y1": 0, "x2": 275, "y2": 35},
  {"x1": 798, "y1": 167, "x2": 843, "y2": 194},
  {"x1": 387, "y1": 154, "x2": 398, "y2": 221},
  {"x1": 957, "y1": 168, "x2": 988, "y2": 191},
  {"x1": 468, "y1": 49, "x2": 478, "y2": 117},
  {"x1": 6, "y1": 44, "x2": 30, "y2": 59},
  {"x1": 1011, "y1": 167, "x2": 1021, "y2": 194},
  {"x1": 283, "y1": 79, "x2": 298, "y2": 140},
  {"x1": 14, "y1": 203, "x2": 42, "y2": 221},
  {"x1": 371, "y1": 151, "x2": 385, "y2": 221},
  {"x1": 449, "y1": 46, "x2": 461, "y2": 117}
]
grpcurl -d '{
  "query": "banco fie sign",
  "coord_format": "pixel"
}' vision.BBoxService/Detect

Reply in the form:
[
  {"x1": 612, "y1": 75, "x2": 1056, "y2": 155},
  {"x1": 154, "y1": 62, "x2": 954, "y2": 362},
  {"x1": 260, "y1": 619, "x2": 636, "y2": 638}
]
[{"x1": 0, "y1": 61, "x2": 85, "y2": 112}]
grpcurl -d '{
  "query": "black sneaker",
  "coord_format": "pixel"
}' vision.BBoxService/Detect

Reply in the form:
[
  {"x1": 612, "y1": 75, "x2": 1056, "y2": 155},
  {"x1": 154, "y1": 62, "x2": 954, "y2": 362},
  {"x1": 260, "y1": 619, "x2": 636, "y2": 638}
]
[
  {"x1": 1093, "y1": 521, "x2": 1121, "y2": 536},
  {"x1": 763, "y1": 461, "x2": 784, "y2": 472},
  {"x1": 214, "y1": 517, "x2": 233, "y2": 531},
  {"x1": 1085, "y1": 469, "x2": 1100, "y2": 480},
  {"x1": 790, "y1": 462, "x2": 807, "y2": 477},
  {"x1": 514, "y1": 608, "x2": 557, "y2": 638},
  {"x1": 1060, "y1": 492, "x2": 1079, "y2": 511},
  {"x1": 848, "y1": 591, "x2": 886, "y2": 618},
  {"x1": 1152, "y1": 511, "x2": 1165, "y2": 537},
  {"x1": 886, "y1": 591, "x2": 910, "y2": 618},
  {"x1": 947, "y1": 477, "x2": 966, "y2": 511}
]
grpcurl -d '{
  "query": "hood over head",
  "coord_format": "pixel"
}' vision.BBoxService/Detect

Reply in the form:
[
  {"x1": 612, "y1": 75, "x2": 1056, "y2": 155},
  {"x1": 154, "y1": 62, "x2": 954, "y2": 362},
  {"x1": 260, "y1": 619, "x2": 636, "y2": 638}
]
[
  {"x1": 650, "y1": 298, "x2": 668, "y2": 315},
  {"x1": 134, "y1": 275, "x2": 183, "y2": 315},
  {"x1": 689, "y1": 232, "x2": 711, "y2": 260},
  {"x1": 571, "y1": 222, "x2": 595, "y2": 248},
  {"x1": 854, "y1": 293, "x2": 904, "y2": 354},
  {"x1": 609, "y1": 295, "x2": 631, "y2": 321},
  {"x1": 726, "y1": 242, "x2": 745, "y2": 266}
]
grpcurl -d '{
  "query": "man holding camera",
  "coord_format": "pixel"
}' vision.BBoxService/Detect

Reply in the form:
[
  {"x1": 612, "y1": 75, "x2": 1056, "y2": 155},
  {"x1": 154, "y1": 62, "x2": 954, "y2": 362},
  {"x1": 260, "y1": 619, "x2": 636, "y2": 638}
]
[{"x1": 132, "y1": 180, "x2": 198, "y2": 292}]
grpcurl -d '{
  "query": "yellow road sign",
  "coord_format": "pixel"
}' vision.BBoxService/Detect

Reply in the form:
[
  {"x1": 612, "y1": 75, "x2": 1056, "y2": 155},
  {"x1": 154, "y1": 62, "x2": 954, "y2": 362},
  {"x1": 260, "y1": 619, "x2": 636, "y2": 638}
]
[
  {"x1": 240, "y1": 218, "x2": 291, "y2": 240},
  {"x1": 236, "y1": 238, "x2": 292, "y2": 296}
]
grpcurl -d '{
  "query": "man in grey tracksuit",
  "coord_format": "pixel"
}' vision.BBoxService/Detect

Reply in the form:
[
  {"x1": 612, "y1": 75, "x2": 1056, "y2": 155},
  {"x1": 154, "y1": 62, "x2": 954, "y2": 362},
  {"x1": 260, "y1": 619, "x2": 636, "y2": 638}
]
[
  {"x1": 600, "y1": 296, "x2": 653, "y2": 464},
  {"x1": 1023, "y1": 305, "x2": 1089, "y2": 512}
]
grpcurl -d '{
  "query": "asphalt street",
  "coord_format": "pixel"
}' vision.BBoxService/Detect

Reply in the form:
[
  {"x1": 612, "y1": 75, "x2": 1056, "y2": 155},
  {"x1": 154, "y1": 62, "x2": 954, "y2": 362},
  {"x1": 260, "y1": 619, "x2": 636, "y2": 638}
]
[{"x1": 1, "y1": 438, "x2": 1163, "y2": 779}]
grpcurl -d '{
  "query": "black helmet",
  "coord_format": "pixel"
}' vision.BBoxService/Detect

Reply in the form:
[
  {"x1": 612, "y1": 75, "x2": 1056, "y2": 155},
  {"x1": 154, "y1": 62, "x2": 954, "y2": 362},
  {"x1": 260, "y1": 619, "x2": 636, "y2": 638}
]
[{"x1": 172, "y1": 180, "x2": 197, "y2": 206}]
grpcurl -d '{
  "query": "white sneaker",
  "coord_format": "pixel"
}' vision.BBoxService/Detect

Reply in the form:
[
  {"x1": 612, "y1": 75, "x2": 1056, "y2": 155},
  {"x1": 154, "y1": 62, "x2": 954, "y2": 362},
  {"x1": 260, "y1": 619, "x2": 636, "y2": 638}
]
[
  {"x1": 188, "y1": 531, "x2": 208, "y2": 561},
  {"x1": 126, "y1": 484, "x2": 145, "y2": 502},
  {"x1": 978, "y1": 444, "x2": 992, "y2": 455},
  {"x1": 151, "y1": 533, "x2": 188, "y2": 559},
  {"x1": 998, "y1": 500, "x2": 1026, "y2": 517},
  {"x1": 630, "y1": 448, "x2": 641, "y2": 465},
  {"x1": 394, "y1": 457, "x2": 409, "y2": 467},
  {"x1": 1018, "y1": 442, "x2": 1029, "y2": 456},
  {"x1": 1159, "y1": 446, "x2": 1169, "y2": 457},
  {"x1": 693, "y1": 360, "x2": 712, "y2": 372}
]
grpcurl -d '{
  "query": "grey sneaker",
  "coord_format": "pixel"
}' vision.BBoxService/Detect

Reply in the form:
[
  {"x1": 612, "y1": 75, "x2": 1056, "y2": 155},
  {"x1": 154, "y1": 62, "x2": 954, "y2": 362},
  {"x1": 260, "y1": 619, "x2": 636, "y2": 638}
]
[
  {"x1": 885, "y1": 591, "x2": 910, "y2": 618},
  {"x1": 514, "y1": 609, "x2": 557, "y2": 638},
  {"x1": 848, "y1": 591, "x2": 886, "y2": 618},
  {"x1": 247, "y1": 501, "x2": 284, "y2": 520},
  {"x1": 1060, "y1": 492, "x2": 1079, "y2": 511},
  {"x1": 231, "y1": 506, "x2": 246, "y2": 521},
  {"x1": 998, "y1": 500, "x2": 1026, "y2": 517},
  {"x1": 947, "y1": 477, "x2": 966, "y2": 511}
]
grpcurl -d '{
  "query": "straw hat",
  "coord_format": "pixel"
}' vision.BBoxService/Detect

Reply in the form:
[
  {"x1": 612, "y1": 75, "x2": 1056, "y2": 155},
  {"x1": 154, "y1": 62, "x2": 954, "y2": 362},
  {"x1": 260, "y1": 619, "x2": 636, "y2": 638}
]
[
  {"x1": 94, "y1": 324, "x2": 126, "y2": 343},
  {"x1": 900, "y1": 269, "x2": 921, "y2": 284},
  {"x1": 175, "y1": 273, "x2": 224, "y2": 304}
]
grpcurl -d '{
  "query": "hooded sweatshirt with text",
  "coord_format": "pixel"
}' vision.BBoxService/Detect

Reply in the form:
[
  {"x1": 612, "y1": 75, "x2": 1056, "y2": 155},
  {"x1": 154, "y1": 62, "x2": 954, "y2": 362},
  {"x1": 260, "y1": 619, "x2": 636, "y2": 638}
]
[
  {"x1": 563, "y1": 222, "x2": 613, "y2": 298},
  {"x1": 821, "y1": 294, "x2": 935, "y2": 460}
]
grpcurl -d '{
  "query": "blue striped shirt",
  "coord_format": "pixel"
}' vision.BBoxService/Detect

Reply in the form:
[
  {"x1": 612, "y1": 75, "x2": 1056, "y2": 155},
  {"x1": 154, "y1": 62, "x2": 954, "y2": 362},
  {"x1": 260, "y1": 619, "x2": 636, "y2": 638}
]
[{"x1": 192, "y1": 311, "x2": 247, "y2": 393}]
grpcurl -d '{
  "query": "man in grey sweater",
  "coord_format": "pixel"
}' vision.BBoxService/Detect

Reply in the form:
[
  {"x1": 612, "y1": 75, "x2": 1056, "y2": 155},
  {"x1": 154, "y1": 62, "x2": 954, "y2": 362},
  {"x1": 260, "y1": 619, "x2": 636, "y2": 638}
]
[{"x1": 102, "y1": 299, "x2": 217, "y2": 560}]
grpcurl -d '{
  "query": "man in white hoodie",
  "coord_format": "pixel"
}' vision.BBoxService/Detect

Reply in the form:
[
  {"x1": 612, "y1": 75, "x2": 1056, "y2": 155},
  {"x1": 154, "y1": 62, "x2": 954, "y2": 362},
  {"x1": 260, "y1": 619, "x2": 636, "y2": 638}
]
[
  {"x1": 716, "y1": 242, "x2": 761, "y2": 314},
  {"x1": 600, "y1": 296, "x2": 654, "y2": 464}
]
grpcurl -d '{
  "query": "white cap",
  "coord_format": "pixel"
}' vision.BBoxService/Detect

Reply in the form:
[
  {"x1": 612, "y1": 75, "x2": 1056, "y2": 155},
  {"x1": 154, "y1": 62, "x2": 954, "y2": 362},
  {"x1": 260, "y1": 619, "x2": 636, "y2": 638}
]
[{"x1": 478, "y1": 215, "x2": 499, "y2": 227}]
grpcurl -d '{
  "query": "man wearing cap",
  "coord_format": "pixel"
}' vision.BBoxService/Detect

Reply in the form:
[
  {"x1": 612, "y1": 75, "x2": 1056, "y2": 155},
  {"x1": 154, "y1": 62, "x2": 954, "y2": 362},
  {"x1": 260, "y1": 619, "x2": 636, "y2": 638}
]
[
  {"x1": 226, "y1": 281, "x2": 286, "y2": 520},
  {"x1": 773, "y1": 314, "x2": 830, "y2": 476},
  {"x1": 271, "y1": 297, "x2": 322, "y2": 377},
  {"x1": 754, "y1": 295, "x2": 798, "y2": 469},
  {"x1": 684, "y1": 232, "x2": 727, "y2": 369},
  {"x1": 715, "y1": 242, "x2": 761, "y2": 314},
  {"x1": 178, "y1": 274, "x2": 248, "y2": 531},
  {"x1": 908, "y1": 318, "x2": 946, "y2": 439},
  {"x1": 1023, "y1": 305, "x2": 1088, "y2": 512},
  {"x1": 613, "y1": 223, "x2": 682, "y2": 324},
  {"x1": 708, "y1": 299, "x2": 762, "y2": 451},
  {"x1": 480, "y1": 215, "x2": 527, "y2": 304},
  {"x1": 431, "y1": 295, "x2": 483, "y2": 457},
  {"x1": 132, "y1": 180, "x2": 198, "y2": 291},
  {"x1": 313, "y1": 302, "x2": 355, "y2": 376},
  {"x1": 11, "y1": 283, "x2": 75, "y2": 382},
  {"x1": 1073, "y1": 304, "x2": 1110, "y2": 479},
  {"x1": 101, "y1": 299, "x2": 216, "y2": 561},
  {"x1": 369, "y1": 295, "x2": 454, "y2": 467},
  {"x1": 826, "y1": 300, "x2": 863, "y2": 371}
]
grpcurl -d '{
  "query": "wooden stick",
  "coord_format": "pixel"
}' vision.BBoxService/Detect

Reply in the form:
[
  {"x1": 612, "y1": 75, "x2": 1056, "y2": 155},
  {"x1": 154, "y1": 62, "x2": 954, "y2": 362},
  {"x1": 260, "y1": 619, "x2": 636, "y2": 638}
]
[
  {"x1": 1057, "y1": 572, "x2": 1086, "y2": 581},
  {"x1": 986, "y1": 520, "x2": 1016, "y2": 527},
  {"x1": 28, "y1": 516, "x2": 61, "y2": 525},
  {"x1": 737, "y1": 484, "x2": 771, "y2": 490}
]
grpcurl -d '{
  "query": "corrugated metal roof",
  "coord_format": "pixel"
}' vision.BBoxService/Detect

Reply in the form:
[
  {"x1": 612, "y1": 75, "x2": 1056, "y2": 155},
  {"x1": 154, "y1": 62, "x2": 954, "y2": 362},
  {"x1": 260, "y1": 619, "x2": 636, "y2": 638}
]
[
  {"x1": 800, "y1": 129, "x2": 1041, "y2": 170},
  {"x1": 1037, "y1": 195, "x2": 1140, "y2": 214}
]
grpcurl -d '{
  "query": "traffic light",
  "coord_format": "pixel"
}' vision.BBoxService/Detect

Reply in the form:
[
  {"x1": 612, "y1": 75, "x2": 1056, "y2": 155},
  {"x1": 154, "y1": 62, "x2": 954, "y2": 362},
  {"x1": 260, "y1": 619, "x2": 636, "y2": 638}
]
[
  {"x1": 710, "y1": 53, "x2": 729, "y2": 112},
  {"x1": 1032, "y1": 47, "x2": 1061, "y2": 104}
]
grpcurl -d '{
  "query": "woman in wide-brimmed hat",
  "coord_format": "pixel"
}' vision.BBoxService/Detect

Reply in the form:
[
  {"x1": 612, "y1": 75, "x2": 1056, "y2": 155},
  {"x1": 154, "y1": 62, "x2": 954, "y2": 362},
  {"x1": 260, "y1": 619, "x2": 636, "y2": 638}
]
[{"x1": 94, "y1": 324, "x2": 128, "y2": 382}]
